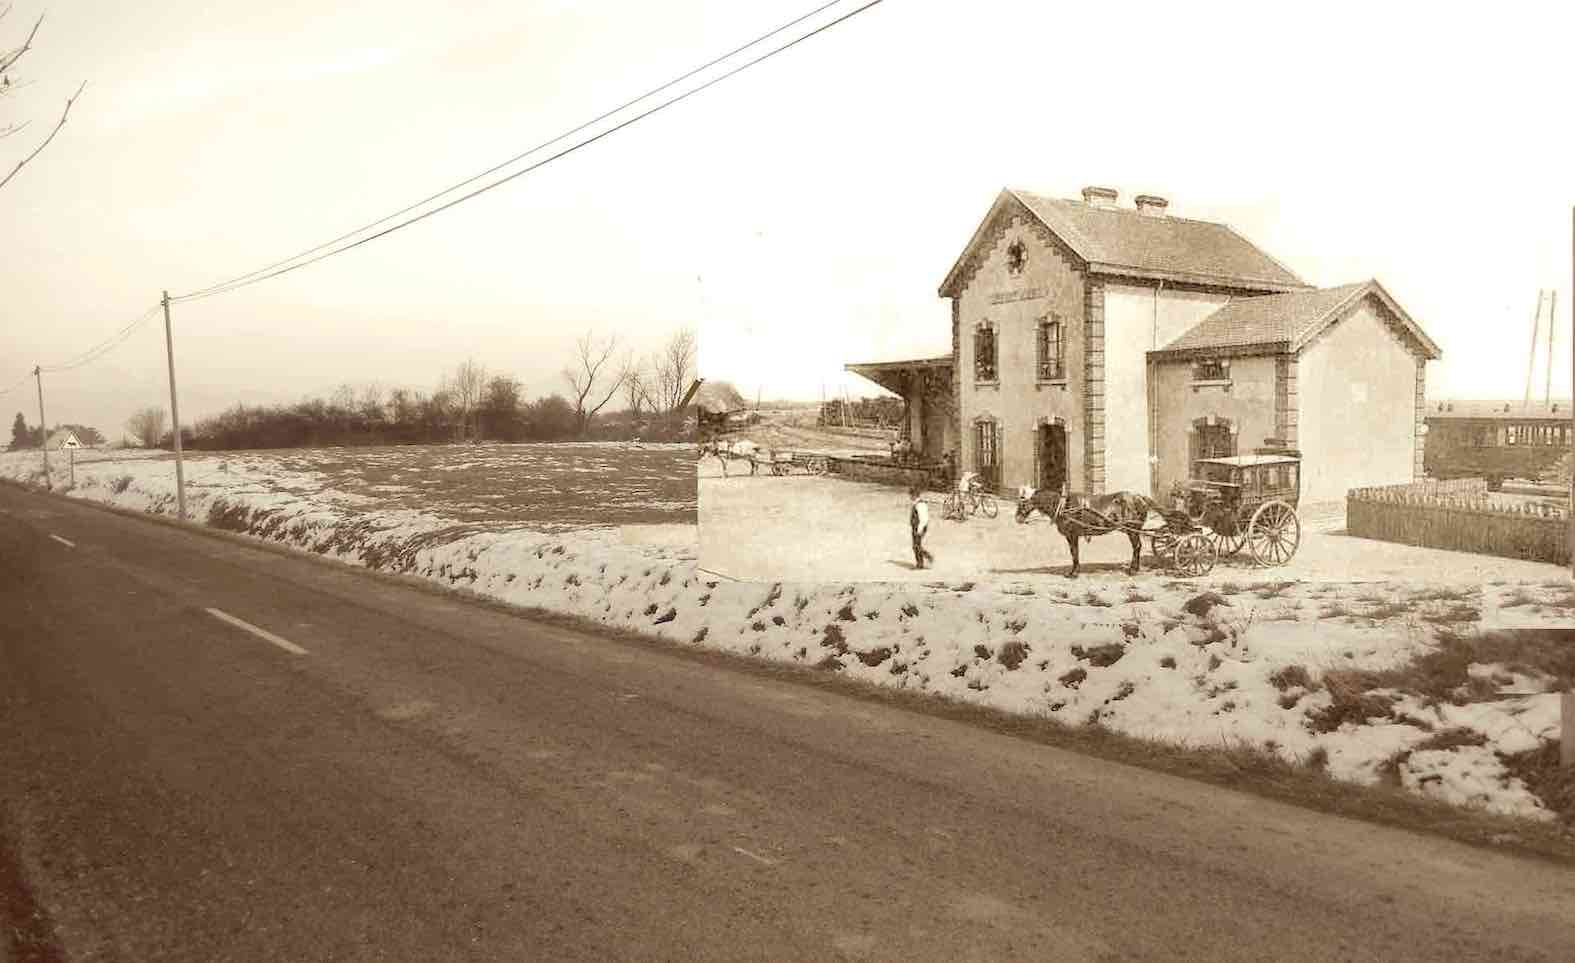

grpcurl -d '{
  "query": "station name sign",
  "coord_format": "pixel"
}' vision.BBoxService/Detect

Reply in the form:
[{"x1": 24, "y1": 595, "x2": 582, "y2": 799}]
[{"x1": 989, "y1": 287, "x2": 1047, "y2": 305}]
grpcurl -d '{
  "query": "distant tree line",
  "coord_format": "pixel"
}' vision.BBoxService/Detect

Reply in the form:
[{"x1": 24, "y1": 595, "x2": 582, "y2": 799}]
[
  {"x1": 7, "y1": 413, "x2": 105, "y2": 450},
  {"x1": 168, "y1": 327, "x2": 696, "y2": 451}
]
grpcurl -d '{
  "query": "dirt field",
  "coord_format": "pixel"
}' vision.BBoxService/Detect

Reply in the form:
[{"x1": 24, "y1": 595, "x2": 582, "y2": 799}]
[{"x1": 699, "y1": 461, "x2": 1567, "y2": 586}]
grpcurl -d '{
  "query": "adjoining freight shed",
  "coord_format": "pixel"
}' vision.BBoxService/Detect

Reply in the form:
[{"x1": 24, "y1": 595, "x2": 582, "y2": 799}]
[{"x1": 848, "y1": 185, "x2": 1441, "y2": 502}]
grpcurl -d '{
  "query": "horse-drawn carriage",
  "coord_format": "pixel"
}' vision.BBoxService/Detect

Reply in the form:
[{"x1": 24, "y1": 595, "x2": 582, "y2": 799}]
[
  {"x1": 1015, "y1": 447, "x2": 1303, "y2": 578},
  {"x1": 1169, "y1": 449, "x2": 1303, "y2": 571}
]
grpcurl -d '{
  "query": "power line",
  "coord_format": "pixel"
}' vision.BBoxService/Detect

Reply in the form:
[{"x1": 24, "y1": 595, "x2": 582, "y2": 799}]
[
  {"x1": 39, "y1": 304, "x2": 162, "y2": 373},
  {"x1": 0, "y1": 369, "x2": 34, "y2": 397},
  {"x1": 171, "y1": 0, "x2": 884, "y2": 303},
  {"x1": 172, "y1": 0, "x2": 848, "y2": 304}
]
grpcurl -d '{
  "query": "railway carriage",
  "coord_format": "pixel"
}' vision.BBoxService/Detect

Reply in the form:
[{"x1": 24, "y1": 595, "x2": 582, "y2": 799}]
[{"x1": 1423, "y1": 402, "x2": 1571, "y2": 490}]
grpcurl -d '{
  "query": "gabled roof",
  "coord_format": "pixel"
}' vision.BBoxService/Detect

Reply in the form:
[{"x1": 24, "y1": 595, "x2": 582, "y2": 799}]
[
  {"x1": 690, "y1": 380, "x2": 747, "y2": 414},
  {"x1": 1151, "y1": 279, "x2": 1442, "y2": 360},
  {"x1": 939, "y1": 189, "x2": 1310, "y2": 297}
]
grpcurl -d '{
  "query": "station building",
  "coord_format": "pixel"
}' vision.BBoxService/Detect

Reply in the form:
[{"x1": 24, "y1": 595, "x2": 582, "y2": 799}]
[{"x1": 848, "y1": 186, "x2": 1440, "y2": 503}]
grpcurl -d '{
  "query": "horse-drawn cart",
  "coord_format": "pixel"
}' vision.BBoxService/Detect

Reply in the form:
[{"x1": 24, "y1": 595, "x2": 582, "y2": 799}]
[{"x1": 766, "y1": 450, "x2": 830, "y2": 476}]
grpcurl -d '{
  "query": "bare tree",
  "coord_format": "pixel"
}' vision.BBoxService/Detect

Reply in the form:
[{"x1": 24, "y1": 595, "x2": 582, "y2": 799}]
[
  {"x1": 446, "y1": 359, "x2": 486, "y2": 442},
  {"x1": 358, "y1": 383, "x2": 386, "y2": 433},
  {"x1": 1, "y1": 8, "x2": 86, "y2": 192},
  {"x1": 563, "y1": 332, "x2": 627, "y2": 437},
  {"x1": 622, "y1": 362, "x2": 652, "y2": 422},
  {"x1": 653, "y1": 327, "x2": 696, "y2": 413},
  {"x1": 126, "y1": 407, "x2": 167, "y2": 448}
]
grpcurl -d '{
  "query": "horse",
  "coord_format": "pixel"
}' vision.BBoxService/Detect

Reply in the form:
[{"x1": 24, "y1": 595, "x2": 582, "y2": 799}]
[
  {"x1": 697, "y1": 438, "x2": 763, "y2": 477},
  {"x1": 1015, "y1": 485, "x2": 1164, "y2": 578}
]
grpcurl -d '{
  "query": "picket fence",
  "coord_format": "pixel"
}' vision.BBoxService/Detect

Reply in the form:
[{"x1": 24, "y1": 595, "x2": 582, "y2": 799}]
[{"x1": 1347, "y1": 478, "x2": 1570, "y2": 565}]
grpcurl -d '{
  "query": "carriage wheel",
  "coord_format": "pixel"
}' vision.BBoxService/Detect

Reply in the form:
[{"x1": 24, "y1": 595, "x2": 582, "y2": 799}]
[
  {"x1": 1214, "y1": 528, "x2": 1246, "y2": 558},
  {"x1": 1150, "y1": 530, "x2": 1179, "y2": 563},
  {"x1": 1172, "y1": 532, "x2": 1218, "y2": 577},
  {"x1": 1247, "y1": 500, "x2": 1300, "y2": 567},
  {"x1": 977, "y1": 492, "x2": 998, "y2": 518}
]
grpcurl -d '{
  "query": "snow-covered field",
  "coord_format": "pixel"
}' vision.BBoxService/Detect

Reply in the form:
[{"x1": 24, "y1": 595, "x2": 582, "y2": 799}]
[{"x1": 3, "y1": 446, "x2": 1572, "y2": 824}]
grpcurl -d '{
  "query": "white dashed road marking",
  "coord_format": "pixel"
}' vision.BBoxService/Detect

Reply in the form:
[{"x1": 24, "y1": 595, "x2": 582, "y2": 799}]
[
  {"x1": 732, "y1": 846, "x2": 778, "y2": 867},
  {"x1": 49, "y1": 534, "x2": 75, "y2": 548},
  {"x1": 206, "y1": 607, "x2": 309, "y2": 656}
]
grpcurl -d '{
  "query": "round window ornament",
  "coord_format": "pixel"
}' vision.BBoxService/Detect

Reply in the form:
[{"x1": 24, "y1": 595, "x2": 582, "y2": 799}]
[{"x1": 1005, "y1": 239, "x2": 1027, "y2": 275}]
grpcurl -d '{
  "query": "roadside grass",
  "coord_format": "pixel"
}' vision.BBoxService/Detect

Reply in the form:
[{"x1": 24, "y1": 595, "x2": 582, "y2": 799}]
[
  {"x1": 1300, "y1": 628, "x2": 1573, "y2": 714},
  {"x1": 6, "y1": 476, "x2": 1574, "y2": 866}
]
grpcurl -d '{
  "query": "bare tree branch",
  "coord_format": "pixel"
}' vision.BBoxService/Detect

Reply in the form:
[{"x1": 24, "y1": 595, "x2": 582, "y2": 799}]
[
  {"x1": 0, "y1": 11, "x2": 42, "y2": 78},
  {"x1": 0, "y1": 78, "x2": 85, "y2": 193}
]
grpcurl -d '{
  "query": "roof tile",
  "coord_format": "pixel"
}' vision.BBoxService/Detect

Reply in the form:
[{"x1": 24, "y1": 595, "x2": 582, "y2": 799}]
[{"x1": 1009, "y1": 190, "x2": 1309, "y2": 290}]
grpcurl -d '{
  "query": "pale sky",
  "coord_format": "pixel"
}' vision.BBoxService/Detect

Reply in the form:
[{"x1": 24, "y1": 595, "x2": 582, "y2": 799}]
[
  {"x1": 2, "y1": 1, "x2": 1573, "y2": 438},
  {"x1": 695, "y1": 0, "x2": 1575, "y2": 405}
]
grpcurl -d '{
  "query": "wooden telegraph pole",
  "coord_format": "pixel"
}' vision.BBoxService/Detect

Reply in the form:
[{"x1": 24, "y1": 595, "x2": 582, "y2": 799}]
[
  {"x1": 1545, "y1": 290, "x2": 1558, "y2": 407},
  {"x1": 1524, "y1": 290, "x2": 1544, "y2": 409},
  {"x1": 32, "y1": 365, "x2": 49, "y2": 489},
  {"x1": 161, "y1": 291, "x2": 188, "y2": 521}
]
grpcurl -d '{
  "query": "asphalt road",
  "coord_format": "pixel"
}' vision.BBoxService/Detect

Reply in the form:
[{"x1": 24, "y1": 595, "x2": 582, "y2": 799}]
[{"x1": 1, "y1": 485, "x2": 1573, "y2": 962}]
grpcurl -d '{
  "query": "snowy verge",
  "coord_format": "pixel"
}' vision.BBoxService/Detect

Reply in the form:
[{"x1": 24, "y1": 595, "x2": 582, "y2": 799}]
[{"x1": 2, "y1": 450, "x2": 1568, "y2": 824}]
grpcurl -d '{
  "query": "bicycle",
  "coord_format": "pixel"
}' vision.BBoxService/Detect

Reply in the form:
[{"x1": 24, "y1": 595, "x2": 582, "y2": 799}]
[{"x1": 942, "y1": 476, "x2": 997, "y2": 520}]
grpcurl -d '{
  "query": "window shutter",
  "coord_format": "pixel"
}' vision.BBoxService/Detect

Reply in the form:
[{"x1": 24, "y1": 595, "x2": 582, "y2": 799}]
[
  {"x1": 995, "y1": 421, "x2": 1004, "y2": 489},
  {"x1": 1188, "y1": 430, "x2": 1199, "y2": 478}
]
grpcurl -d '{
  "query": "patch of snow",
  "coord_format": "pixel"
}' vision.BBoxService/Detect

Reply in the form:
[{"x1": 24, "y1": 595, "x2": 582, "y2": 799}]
[{"x1": 1, "y1": 448, "x2": 1567, "y2": 825}]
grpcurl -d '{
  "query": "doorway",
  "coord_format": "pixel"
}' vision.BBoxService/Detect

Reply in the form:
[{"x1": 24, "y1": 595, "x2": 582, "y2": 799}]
[{"x1": 1037, "y1": 423, "x2": 1067, "y2": 492}]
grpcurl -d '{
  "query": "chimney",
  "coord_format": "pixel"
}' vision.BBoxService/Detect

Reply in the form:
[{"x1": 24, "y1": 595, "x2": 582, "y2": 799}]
[
  {"x1": 1081, "y1": 185, "x2": 1118, "y2": 209},
  {"x1": 1134, "y1": 194, "x2": 1169, "y2": 217}
]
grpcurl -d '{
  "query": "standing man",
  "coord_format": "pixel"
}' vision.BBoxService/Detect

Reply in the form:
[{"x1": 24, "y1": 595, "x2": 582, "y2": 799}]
[{"x1": 909, "y1": 484, "x2": 934, "y2": 570}]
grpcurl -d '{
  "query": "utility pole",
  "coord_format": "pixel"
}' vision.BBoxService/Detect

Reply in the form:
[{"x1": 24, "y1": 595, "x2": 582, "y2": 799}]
[
  {"x1": 32, "y1": 365, "x2": 49, "y2": 489},
  {"x1": 1524, "y1": 289, "x2": 1544, "y2": 409},
  {"x1": 1545, "y1": 289, "x2": 1557, "y2": 407},
  {"x1": 161, "y1": 291, "x2": 187, "y2": 521}
]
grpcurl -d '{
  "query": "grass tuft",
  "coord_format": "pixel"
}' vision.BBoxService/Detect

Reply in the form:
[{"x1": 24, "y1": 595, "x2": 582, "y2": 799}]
[
  {"x1": 1081, "y1": 643, "x2": 1126, "y2": 668},
  {"x1": 998, "y1": 640, "x2": 1029, "y2": 670},
  {"x1": 1500, "y1": 742, "x2": 1575, "y2": 823},
  {"x1": 1269, "y1": 664, "x2": 1314, "y2": 691},
  {"x1": 820, "y1": 624, "x2": 848, "y2": 653},
  {"x1": 857, "y1": 647, "x2": 892, "y2": 667}
]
